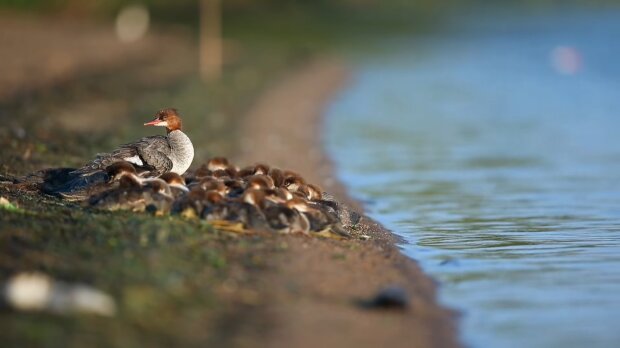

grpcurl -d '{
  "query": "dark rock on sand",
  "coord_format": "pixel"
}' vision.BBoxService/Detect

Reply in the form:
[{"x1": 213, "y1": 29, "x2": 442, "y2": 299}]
[{"x1": 360, "y1": 286, "x2": 410, "y2": 310}]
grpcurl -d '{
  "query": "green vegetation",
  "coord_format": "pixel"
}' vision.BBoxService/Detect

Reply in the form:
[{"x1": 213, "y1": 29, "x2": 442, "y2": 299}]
[{"x1": 0, "y1": 188, "x2": 283, "y2": 347}]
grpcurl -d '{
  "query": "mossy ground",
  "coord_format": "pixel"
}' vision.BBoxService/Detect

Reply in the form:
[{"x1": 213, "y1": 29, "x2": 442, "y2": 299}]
[{"x1": 0, "y1": 185, "x2": 289, "y2": 347}]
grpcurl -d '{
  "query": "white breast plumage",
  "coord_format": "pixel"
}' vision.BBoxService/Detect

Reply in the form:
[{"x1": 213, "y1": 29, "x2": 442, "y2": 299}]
[{"x1": 167, "y1": 130, "x2": 194, "y2": 175}]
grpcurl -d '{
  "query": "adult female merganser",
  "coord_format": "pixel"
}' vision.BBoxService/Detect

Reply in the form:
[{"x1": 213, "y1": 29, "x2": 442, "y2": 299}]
[{"x1": 74, "y1": 108, "x2": 194, "y2": 177}]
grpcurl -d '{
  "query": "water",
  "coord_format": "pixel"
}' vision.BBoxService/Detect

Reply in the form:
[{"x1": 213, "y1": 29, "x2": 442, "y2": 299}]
[{"x1": 325, "y1": 9, "x2": 620, "y2": 348}]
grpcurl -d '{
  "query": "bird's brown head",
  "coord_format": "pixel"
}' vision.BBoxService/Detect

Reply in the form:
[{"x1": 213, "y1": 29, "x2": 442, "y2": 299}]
[
  {"x1": 159, "y1": 172, "x2": 186, "y2": 186},
  {"x1": 144, "y1": 108, "x2": 182, "y2": 133},
  {"x1": 242, "y1": 189, "x2": 266, "y2": 208},
  {"x1": 106, "y1": 161, "x2": 137, "y2": 181}
]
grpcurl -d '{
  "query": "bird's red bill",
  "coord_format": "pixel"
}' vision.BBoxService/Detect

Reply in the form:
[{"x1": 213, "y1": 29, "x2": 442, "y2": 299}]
[{"x1": 144, "y1": 118, "x2": 160, "y2": 126}]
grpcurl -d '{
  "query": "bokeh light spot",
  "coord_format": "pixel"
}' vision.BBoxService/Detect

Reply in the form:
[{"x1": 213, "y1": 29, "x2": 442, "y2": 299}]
[{"x1": 115, "y1": 5, "x2": 150, "y2": 43}]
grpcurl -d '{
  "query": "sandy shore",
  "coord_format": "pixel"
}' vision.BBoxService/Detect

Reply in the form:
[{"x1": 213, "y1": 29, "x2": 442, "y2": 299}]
[{"x1": 234, "y1": 59, "x2": 459, "y2": 348}]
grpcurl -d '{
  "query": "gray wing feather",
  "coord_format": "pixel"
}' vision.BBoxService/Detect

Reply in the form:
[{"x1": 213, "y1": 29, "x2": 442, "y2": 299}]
[
  {"x1": 134, "y1": 136, "x2": 173, "y2": 176},
  {"x1": 74, "y1": 135, "x2": 172, "y2": 176}
]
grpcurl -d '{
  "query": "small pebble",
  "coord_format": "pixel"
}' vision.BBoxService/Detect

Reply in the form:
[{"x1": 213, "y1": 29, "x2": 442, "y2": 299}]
[{"x1": 2, "y1": 272, "x2": 116, "y2": 316}]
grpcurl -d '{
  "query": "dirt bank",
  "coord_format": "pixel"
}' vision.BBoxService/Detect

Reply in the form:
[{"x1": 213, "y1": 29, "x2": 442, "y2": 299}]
[{"x1": 234, "y1": 59, "x2": 459, "y2": 348}]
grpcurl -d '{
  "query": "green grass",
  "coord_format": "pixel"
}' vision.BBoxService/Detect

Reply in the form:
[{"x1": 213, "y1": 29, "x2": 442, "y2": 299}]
[{"x1": 0, "y1": 187, "x2": 283, "y2": 347}]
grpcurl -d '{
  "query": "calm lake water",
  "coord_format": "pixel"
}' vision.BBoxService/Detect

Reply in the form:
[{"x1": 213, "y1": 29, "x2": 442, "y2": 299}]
[{"x1": 325, "y1": 9, "x2": 620, "y2": 348}]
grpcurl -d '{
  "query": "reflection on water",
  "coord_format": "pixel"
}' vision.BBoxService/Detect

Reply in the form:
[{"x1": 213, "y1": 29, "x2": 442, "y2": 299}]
[{"x1": 326, "y1": 9, "x2": 620, "y2": 348}]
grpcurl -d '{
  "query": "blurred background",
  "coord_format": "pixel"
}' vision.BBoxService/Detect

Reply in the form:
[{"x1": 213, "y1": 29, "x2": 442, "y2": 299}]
[
  {"x1": 0, "y1": 0, "x2": 443, "y2": 175},
  {"x1": 1, "y1": 0, "x2": 620, "y2": 347}
]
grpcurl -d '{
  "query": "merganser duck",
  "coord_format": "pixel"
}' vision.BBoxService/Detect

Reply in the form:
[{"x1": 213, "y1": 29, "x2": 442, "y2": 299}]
[
  {"x1": 267, "y1": 168, "x2": 285, "y2": 187},
  {"x1": 200, "y1": 190, "x2": 268, "y2": 232},
  {"x1": 238, "y1": 189, "x2": 308, "y2": 234},
  {"x1": 52, "y1": 161, "x2": 137, "y2": 201},
  {"x1": 140, "y1": 180, "x2": 175, "y2": 215},
  {"x1": 192, "y1": 164, "x2": 211, "y2": 179},
  {"x1": 210, "y1": 169, "x2": 234, "y2": 180},
  {"x1": 262, "y1": 188, "x2": 293, "y2": 204},
  {"x1": 171, "y1": 188, "x2": 212, "y2": 218},
  {"x1": 206, "y1": 157, "x2": 230, "y2": 172},
  {"x1": 223, "y1": 178, "x2": 245, "y2": 198},
  {"x1": 238, "y1": 163, "x2": 270, "y2": 178},
  {"x1": 285, "y1": 197, "x2": 348, "y2": 237},
  {"x1": 192, "y1": 159, "x2": 237, "y2": 180},
  {"x1": 305, "y1": 184, "x2": 323, "y2": 201},
  {"x1": 263, "y1": 204, "x2": 310, "y2": 234},
  {"x1": 87, "y1": 171, "x2": 143, "y2": 211},
  {"x1": 74, "y1": 108, "x2": 194, "y2": 177},
  {"x1": 246, "y1": 175, "x2": 275, "y2": 190},
  {"x1": 193, "y1": 178, "x2": 227, "y2": 195},
  {"x1": 318, "y1": 192, "x2": 361, "y2": 229},
  {"x1": 159, "y1": 172, "x2": 189, "y2": 198},
  {"x1": 284, "y1": 177, "x2": 305, "y2": 193},
  {"x1": 88, "y1": 165, "x2": 174, "y2": 214}
]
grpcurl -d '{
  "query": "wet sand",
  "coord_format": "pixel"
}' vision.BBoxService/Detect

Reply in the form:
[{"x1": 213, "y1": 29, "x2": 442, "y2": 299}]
[{"x1": 234, "y1": 59, "x2": 459, "y2": 348}]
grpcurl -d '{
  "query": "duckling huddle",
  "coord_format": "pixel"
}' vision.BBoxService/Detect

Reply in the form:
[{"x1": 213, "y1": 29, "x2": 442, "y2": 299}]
[{"x1": 85, "y1": 158, "x2": 356, "y2": 238}]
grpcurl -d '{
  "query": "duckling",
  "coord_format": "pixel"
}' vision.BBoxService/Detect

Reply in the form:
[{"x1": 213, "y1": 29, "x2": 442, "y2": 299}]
[
  {"x1": 239, "y1": 190, "x2": 308, "y2": 234},
  {"x1": 285, "y1": 197, "x2": 349, "y2": 237},
  {"x1": 87, "y1": 173, "x2": 144, "y2": 211},
  {"x1": 274, "y1": 187, "x2": 294, "y2": 201},
  {"x1": 267, "y1": 167, "x2": 285, "y2": 187},
  {"x1": 283, "y1": 172, "x2": 306, "y2": 192},
  {"x1": 210, "y1": 169, "x2": 234, "y2": 180},
  {"x1": 203, "y1": 190, "x2": 269, "y2": 232},
  {"x1": 193, "y1": 163, "x2": 212, "y2": 179},
  {"x1": 253, "y1": 163, "x2": 270, "y2": 175},
  {"x1": 172, "y1": 187, "x2": 211, "y2": 218},
  {"x1": 52, "y1": 161, "x2": 137, "y2": 201},
  {"x1": 206, "y1": 157, "x2": 230, "y2": 171},
  {"x1": 237, "y1": 166, "x2": 255, "y2": 178},
  {"x1": 238, "y1": 163, "x2": 270, "y2": 178},
  {"x1": 200, "y1": 191, "x2": 228, "y2": 221},
  {"x1": 159, "y1": 172, "x2": 189, "y2": 198},
  {"x1": 89, "y1": 171, "x2": 174, "y2": 215},
  {"x1": 241, "y1": 188, "x2": 267, "y2": 208},
  {"x1": 318, "y1": 192, "x2": 361, "y2": 229},
  {"x1": 246, "y1": 175, "x2": 275, "y2": 190},
  {"x1": 262, "y1": 188, "x2": 290, "y2": 204},
  {"x1": 306, "y1": 184, "x2": 323, "y2": 201},
  {"x1": 263, "y1": 204, "x2": 310, "y2": 234},
  {"x1": 193, "y1": 178, "x2": 227, "y2": 195},
  {"x1": 234, "y1": 189, "x2": 276, "y2": 232},
  {"x1": 140, "y1": 180, "x2": 175, "y2": 215},
  {"x1": 223, "y1": 178, "x2": 245, "y2": 198},
  {"x1": 291, "y1": 184, "x2": 323, "y2": 201}
]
